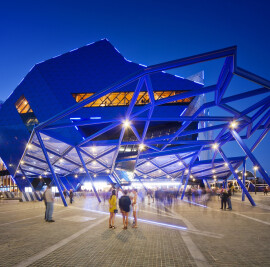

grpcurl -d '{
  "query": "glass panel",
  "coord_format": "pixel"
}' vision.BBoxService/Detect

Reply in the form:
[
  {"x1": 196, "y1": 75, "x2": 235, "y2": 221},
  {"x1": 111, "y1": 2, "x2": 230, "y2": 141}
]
[
  {"x1": 72, "y1": 91, "x2": 193, "y2": 107},
  {"x1": 15, "y1": 95, "x2": 33, "y2": 114}
]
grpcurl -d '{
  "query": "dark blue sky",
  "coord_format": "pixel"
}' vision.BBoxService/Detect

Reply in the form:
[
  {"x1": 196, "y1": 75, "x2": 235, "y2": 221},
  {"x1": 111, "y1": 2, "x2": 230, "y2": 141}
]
[{"x1": 0, "y1": 0, "x2": 269, "y2": 174}]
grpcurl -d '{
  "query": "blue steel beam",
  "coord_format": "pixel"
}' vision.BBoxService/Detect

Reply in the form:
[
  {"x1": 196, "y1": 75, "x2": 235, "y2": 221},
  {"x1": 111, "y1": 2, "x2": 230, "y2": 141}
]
[
  {"x1": 181, "y1": 173, "x2": 190, "y2": 200},
  {"x1": 242, "y1": 159, "x2": 246, "y2": 201},
  {"x1": 215, "y1": 56, "x2": 233, "y2": 104},
  {"x1": 37, "y1": 46, "x2": 236, "y2": 131},
  {"x1": 234, "y1": 66, "x2": 270, "y2": 89},
  {"x1": 177, "y1": 171, "x2": 185, "y2": 197},
  {"x1": 218, "y1": 147, "x2": 255, "y2": 206},
  {"x1": 230, "y1": 129, "x2": 270, "y2": 186},
  {"x1": 75, "y1": 147, "x2": 101, "y2": 202},
  {"x1": 35, "y1": 131, "x2": 68, "y2": 207},
  {"x1": 221, "y1": 87, "x2": 269, "y2": 104}
]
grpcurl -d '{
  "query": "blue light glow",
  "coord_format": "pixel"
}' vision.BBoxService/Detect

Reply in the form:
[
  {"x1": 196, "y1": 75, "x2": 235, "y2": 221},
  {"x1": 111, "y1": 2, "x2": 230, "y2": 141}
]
[
  {"x1": 75, "y1": 126, "x2": 79, "y2": 131},
  {"x1": 70, "y1": 117, "x2": 81, "y2": 120},
  {"x1": 83, "y1": 208, "x2": 187, "y2": 230},
  {"x1": 183, "y1": 200, "x2": 207, "y2": 208},
  {"x1": 90, "y1": 117, "x2": 101, "y2": 119}
]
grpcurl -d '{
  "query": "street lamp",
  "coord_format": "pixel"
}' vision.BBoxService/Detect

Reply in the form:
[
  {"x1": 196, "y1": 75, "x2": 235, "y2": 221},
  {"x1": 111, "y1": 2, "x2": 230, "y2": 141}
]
[{"x1": 253, "y1": 166, "x2": 258, "y2": 194}]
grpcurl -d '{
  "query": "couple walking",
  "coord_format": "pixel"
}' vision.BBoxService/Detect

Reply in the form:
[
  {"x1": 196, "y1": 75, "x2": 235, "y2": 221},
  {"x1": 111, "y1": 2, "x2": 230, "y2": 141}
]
[{"x1": 108, "y1": 189, "x2": 138, "y2": 229}]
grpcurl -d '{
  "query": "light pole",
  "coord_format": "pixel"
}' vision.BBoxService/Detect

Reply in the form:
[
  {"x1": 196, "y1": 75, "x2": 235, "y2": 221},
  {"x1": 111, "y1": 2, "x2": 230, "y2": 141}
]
[{"x1": 253, "y1": 166, "x2": 258, "y2": 195}]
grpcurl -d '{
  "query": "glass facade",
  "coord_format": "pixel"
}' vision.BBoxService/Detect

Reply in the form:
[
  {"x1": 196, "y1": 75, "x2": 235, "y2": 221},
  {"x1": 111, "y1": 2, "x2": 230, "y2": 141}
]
[
  {"x1": 0, "y1": 158, "x2": 17, "y2": 192},
  {"x1": 72, "y1": 91, "x2": 192, "y2": 107}
]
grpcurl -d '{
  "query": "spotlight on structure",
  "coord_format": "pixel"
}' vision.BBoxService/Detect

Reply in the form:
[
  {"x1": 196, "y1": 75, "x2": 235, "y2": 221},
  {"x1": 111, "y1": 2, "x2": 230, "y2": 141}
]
[
  {"x1": 212, "y1": 169, "x2": 216, "y2": 173},
  {"x1": 178, "y1": 161, "x2": 183, "y2": 166},
  {"x1": 230, "y1": 121, "x2": 238, "y2": 129},
  {"x1": 22, "y1": 176, "x2": 25, "y2": 179},
  {"x1": 27, "y1": 144, "x2": 32, "y2": 149},
  {"x1": 94, "y1": 174, "x2": 97, "y2": 177},
  {"x1": 106, "y1": 169, "x2": 110, "y2": 174},
  {"x1": 212, "y1": 143, "x2": 219, "y2": 150},
  {"x1": 75, "y1": 174, "x2": 78, "y2": 178},
  {"x1": 123, "y1": 119, "x2": 131, "y2": 128},
  {"x1": 139, "y1": 144, "x2": 145, "y2": 150},
  {"x1": 253, "y1": 166, "x2": 258, "y2": 171},
  {"x1": 166, "y1": 175, "x2": 170, "y2": 178},
  {"x1": 185, "y1": 169, "x2": 189, "y2": 174},
  {"x1": 143, "y1": 175, "x2": 147, "y2": 178}
]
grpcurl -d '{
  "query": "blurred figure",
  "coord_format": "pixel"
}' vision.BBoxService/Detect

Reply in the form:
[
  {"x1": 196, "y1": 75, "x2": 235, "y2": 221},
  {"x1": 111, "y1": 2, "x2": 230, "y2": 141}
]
[
  {"x1": 147, "y1": 190, "x2": 151, "y2": 205},
  {"x1": 63, "y1": 189, "x2": 67, "y2": 199},
  {"x1": 108, "y1": 190, "x2": 117, "y2": 229},
  {"x1": 69, "y1": 189, "x2": 74, "y2": 204},
  {"x1": 187, "y1": 188, "x2": 192, "y2": 205},
  {"x1": 132, "y1": 189, "x2": 138, "y2": 228},
  {"x1": 227, "y1": 187, "x2": 232, "y2": 210},
  {"x1": 119, "y1": 190, "x2": 131, "y2": 229},
  {"x1": 264, "y1": 186, "x2": 268, "y2": 196},
  {"x1": 44, "y1": 184, "x2": 55, "y2": 222}
]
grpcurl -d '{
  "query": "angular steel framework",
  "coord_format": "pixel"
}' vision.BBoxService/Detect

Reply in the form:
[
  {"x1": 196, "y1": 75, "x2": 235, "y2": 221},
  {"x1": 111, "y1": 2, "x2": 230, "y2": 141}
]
[{"x1": 15, "y1": 46, "x2": 270, "y2": 207}]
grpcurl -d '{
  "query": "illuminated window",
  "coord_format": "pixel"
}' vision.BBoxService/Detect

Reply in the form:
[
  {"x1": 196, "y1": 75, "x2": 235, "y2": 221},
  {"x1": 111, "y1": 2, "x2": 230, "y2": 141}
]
[
  {"x1": 72, "y1": 91, "x2": 192, "y2": 107},
  {"x1": 15, "y1": 95, "x2": 33, "y2": 114},
  {"x1": 15, "y1": 95, "x2": 39, "y2": 132}
]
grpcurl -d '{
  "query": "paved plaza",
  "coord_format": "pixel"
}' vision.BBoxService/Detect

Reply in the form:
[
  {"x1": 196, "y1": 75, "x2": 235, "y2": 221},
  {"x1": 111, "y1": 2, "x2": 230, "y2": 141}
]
[{"x1": 0, "y1": 193, "x2": 270, "y2": 267}]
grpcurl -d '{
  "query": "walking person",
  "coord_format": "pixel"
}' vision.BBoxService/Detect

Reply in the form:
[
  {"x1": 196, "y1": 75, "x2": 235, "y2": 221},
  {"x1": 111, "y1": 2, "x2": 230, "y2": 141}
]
[
  {"x1": 227, "y1": 187, "x2": 232, "y2": 210},
  {"x1": 44, "y1": 184, "x2": 55, "y2": 222},
  {"x1": 220, "y1": 189, "x2": 228, "y2": 210},
  {"x1": 63, "y1": 189, "x2": 67, "y2": 199},
  {"x1": 264, "y1": 186, "x2": 268, "y2": 196},
  {"x1": 108, "y1": 190, "x2": 117, "y2": 229},
  {"x1": 69, "y1": 189, "x2": 74, "y2": 204},
  {"x1": 131, "y1": 189, "x2": 138, "y2": 228},
  {"x1": 119, "y1": 190, "x2": 131, "y2": 229},
  {"x1": 43, "y1": 187, "x2": 48, "y2": 221}
]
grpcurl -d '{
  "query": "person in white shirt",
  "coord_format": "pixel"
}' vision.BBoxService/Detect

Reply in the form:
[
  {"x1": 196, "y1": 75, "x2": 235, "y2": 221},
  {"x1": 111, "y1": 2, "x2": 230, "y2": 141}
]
[{"x1": 44, "y1": 184, "x2": 55, "y2": 222}]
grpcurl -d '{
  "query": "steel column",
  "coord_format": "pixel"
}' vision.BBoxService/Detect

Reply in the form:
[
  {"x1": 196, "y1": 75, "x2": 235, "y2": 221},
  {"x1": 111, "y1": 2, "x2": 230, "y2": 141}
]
[
  {"x1": 177, "y1": 171, "x2": 185, "y2": 197},
  {"x1": 75, "y1": 147, "x2": 101, "y2": 202},
  {"x1": 181, "y1": 172, "x2": 190, "y2": 200},
  {"x1": 230, "y1": 129, "x2": 270, "y2": 186},
  {"x1": 242, "y1": 159, "x2": 246, "y2": 201},
  {"x1": 218, "y1": 147, "x2": 255, "y2": 206},
  {"x1": 35, "y1": 131, "x2": 68, "y2": 207}
]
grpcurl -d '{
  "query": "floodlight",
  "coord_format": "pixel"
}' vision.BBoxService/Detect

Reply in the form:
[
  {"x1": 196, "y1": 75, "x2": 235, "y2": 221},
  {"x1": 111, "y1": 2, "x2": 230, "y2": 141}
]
[
  {"x1": 139, "y1": 144, "x2": 145, "y2": 150},
  {"x1": 212, "y1": 143, "x2": 219, "y2": 150},
  {"x1": 230, "y1": 121, "x2": 238, "y2": 129},
  {"x1": 123, "y1": 120, "x2": 131, "y2": 128}
]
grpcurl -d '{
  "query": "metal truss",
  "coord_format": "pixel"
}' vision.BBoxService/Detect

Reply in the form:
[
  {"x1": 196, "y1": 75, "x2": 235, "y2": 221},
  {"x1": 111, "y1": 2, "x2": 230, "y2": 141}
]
[{"x1": 14, "y1": 45, "x2": 270, "y2": 206}]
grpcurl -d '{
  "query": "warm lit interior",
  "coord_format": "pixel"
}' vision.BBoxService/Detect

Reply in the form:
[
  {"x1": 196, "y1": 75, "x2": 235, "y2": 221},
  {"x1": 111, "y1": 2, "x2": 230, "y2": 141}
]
[{"x1": 72, "y1": 91, "x2": 192, "y2": 107}]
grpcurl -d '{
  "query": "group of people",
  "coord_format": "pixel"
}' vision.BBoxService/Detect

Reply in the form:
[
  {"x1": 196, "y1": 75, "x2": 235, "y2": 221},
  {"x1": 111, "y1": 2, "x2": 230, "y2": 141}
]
[
  {"x1": 220, "y1": 187, "x2": 232, "y2": 210},
  {"x1": 63, "y1": 188, "x2": 74, "y2": 204},
  {"x1": 108, "y1": 189, "x2": 138, "y2": 230}
]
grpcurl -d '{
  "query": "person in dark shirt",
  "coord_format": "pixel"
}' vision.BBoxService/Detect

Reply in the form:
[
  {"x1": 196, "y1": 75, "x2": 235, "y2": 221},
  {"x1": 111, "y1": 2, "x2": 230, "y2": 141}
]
[
  {"x1": 119, "y1": 190, "x2": 131, "y2": 229},
  {"x1": 69, "y1": 189, "x2": 74, "y2": 204},
  {"x1": 220, "y1": 189, "x2": 229, "y2": 210}
]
